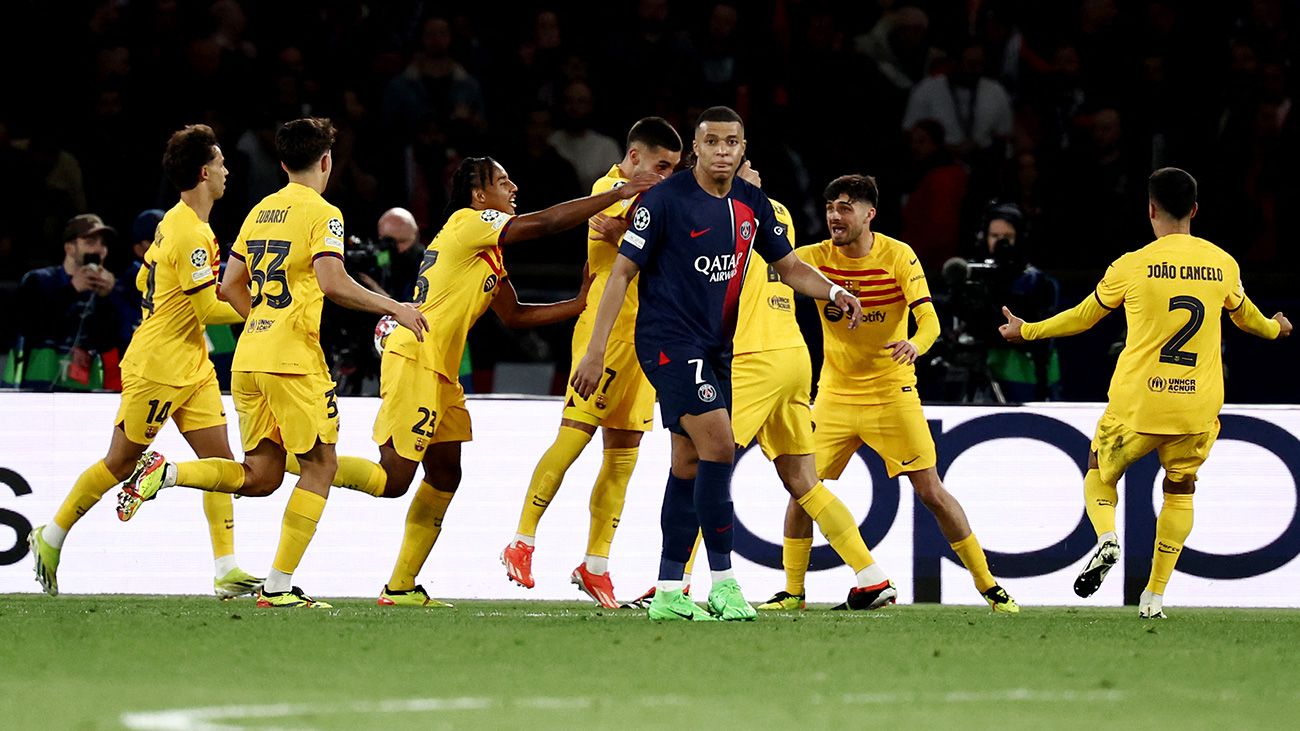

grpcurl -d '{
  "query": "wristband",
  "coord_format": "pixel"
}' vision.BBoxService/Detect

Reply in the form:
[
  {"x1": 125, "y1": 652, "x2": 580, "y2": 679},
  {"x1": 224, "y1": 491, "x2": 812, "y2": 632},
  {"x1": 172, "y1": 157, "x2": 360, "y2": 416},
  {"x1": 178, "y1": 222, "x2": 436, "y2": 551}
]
[{"x1": 828, "y1": 284, "x2": 848, "y2": 302}]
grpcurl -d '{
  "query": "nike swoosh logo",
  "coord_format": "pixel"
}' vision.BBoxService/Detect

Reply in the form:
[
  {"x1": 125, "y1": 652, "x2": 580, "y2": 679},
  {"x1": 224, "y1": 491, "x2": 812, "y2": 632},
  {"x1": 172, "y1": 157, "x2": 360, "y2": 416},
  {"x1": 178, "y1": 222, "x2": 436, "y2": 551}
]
[
  {"x1": 671, "y1": 609, "x2": 694, "y2": 619},
  {"x1": 643, "y1": 418, "x2": 654, "y2": 424},
  {"x1": 909, "y1": 258, "x2": 918, "y2": 265},
  {"x1": 690, "y1": 228, "x2": 712, "y2": 238},
  {"x1": 901, "y1": 456, "x2": 921, "y2": 465},
  {"x1": 1157, "y1": 546, "x2": 1179, "y2": 554}
]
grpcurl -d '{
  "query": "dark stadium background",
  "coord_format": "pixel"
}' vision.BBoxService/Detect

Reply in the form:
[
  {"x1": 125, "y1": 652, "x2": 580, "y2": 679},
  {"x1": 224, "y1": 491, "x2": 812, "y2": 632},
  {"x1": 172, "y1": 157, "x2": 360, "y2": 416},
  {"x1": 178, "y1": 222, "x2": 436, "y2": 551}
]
[{"x1": 0, "y1": 0, "x2": 1295, "y2": 402}]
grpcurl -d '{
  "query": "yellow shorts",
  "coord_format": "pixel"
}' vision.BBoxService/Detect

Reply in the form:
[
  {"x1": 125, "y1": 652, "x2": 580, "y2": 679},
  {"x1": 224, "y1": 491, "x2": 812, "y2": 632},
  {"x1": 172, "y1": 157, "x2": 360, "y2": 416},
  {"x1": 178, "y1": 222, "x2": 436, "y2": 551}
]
[
  {"x1": 812, "y1": 390, "x2": 936, "y2": 479},
  {"x1": 732, "y1": 346, "x2": 814, "y2": 460},
  {"x1": 231, "y1": 370, "x2": 339, "y2": 455},
  {"x1": 562, "y1": 335, "x2": 655, "y2": 431},
  {"x1": 115, "y1": 369, "x2": 226, "y2": 445},
  {"x1": 1091, "y1": 408, "x2": 1219, "y2": 485},
  {"x1": 373, "y1": 351, "x2": 473, "y2": 461}
]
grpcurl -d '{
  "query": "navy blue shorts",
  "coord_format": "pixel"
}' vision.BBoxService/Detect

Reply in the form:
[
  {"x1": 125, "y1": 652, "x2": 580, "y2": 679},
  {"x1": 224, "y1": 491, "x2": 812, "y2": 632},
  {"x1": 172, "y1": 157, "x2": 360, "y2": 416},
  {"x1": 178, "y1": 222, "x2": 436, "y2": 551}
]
[{"x1": 638, "y1": 347, "x2": 731, "y2": 434}]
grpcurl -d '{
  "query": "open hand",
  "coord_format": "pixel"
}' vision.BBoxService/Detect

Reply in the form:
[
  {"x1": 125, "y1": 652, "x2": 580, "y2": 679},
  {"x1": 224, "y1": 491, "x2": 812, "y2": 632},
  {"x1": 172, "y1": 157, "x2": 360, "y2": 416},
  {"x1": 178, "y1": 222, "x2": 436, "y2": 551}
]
[
  {"x1": 588, "y1": 212, "x2": 628, "y2": 244},
  {"x1": 619, "y1": 172, "x2": 664, "y2": 198},
  {"x1": 393, "y1": 302, "x2": 429, "y2": 342},
  {"x1": 885, "y1": 340, "x2": 919, "y2": 365}
]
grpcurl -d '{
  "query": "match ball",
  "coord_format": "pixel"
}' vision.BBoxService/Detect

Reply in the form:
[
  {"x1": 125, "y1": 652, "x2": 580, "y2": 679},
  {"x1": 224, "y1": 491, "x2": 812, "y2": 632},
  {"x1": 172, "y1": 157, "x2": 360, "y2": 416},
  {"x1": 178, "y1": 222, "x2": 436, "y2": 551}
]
[{"x1": 374, "y1": 315, "x2": 398, "y2": 355}]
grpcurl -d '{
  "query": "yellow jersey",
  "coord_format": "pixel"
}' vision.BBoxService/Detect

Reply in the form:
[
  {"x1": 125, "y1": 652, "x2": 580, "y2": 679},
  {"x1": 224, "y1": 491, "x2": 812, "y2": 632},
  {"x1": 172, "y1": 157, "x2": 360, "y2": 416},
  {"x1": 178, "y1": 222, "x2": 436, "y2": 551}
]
[
  {"x1": 387, "y1": 207, "x2": 513, "y2": 378},
  {"x1": 734, "y1": 197, "x2": 803, "y2": 355},
  {"x1": 796, "y1": 233, "x2": 939, "y2": 401},
  {"x1": 575, "y1": 164, "x2": 639, "y2": 344},
  {"x1": 230, "y1": 182, "x2": 343, "y2": 375},
  {"x1": 1023, "y1": 234, "x2": 1279, "y2": 434},
  {"x1": 120, "y1": 200, "x2": 224, "y2": 386}
]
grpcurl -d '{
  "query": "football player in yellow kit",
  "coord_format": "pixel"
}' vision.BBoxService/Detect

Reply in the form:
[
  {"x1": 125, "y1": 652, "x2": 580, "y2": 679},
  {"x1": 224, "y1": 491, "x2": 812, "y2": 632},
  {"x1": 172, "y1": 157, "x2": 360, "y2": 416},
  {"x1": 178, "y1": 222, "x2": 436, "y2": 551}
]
[
  {"x1": 786, "y1": 174, "x2": 1019, "y2": 612},
  {"x1": 501, "y1": 118, "x2": 681, "y2": 608},
  {"x1": 118, "y1": 118, "x2": 428, "y2": 609},
  {"x1": 271, "y1": 156, "x2": 660, "y2": 607},
  {"x1": 1001, "y1": 167, "x2": 1291, "y2": 618},
  {"x1": 26, "y1": 124, "x2": 262, "y2": 599}
]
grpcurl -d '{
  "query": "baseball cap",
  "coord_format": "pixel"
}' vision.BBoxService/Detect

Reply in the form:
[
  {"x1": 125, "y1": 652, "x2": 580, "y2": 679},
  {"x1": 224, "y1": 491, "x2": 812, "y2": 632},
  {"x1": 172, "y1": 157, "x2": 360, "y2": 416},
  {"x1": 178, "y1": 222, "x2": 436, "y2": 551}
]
[
  {"x1": 63, "y1": 213, "x2": 117, "y2": 242},
  {"x1": 132, "y1": 209, "x2": 166, "y2": 243}
]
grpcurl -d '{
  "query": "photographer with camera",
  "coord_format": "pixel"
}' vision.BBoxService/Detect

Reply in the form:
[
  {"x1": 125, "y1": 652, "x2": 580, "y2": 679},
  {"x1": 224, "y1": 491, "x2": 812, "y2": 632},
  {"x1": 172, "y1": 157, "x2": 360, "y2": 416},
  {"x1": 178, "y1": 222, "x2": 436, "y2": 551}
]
[
  {"x1": 10, "y1": 214, "x2": 132, "y2": 390},
  {"x1": 938, "y1": 203, "x2": 1060, "y2": 402},
  {"x1": 323, "y1": 207, "x2": 425, "y2": 394}
]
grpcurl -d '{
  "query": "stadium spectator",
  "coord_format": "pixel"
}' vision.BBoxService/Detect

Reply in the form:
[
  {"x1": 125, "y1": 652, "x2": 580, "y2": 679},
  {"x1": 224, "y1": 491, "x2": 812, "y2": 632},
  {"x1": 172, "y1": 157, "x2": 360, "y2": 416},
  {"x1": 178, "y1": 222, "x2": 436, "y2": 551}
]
[
  {"x1": 375, "y1": 207, "x2": 424, "y2": 301},
  {"x1": 900, "y1": 119, "x2": 969, "y2": 265},
  {"x1": 548, "y1": 81, "x2": 622, "y2": 187},
  {"x1": 902, "y1": 40, "x2": 1014, "y2": 161},
  {"x1": 11, "y1": 214, "x2": 130, "y2": 391}
]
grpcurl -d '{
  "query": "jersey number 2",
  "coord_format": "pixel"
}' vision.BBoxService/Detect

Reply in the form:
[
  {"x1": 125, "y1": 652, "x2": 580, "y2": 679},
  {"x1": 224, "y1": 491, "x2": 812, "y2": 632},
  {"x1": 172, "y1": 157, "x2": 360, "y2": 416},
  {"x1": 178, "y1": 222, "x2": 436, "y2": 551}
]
[{"x1": 1160, "y1": 295, "x2": 1204, "y2": 367}]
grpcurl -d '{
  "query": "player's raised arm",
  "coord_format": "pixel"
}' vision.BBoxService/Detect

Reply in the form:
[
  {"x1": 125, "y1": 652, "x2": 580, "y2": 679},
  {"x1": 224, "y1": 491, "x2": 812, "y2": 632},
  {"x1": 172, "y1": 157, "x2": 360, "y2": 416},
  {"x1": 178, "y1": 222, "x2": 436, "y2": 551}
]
[
  {"x1": 313, "y1": 255, "x2": 428, "y2": 341},
  {"x1": 770, "y1": 252, "x2": 863, "y2": 329},
  {"x1": 1225, "y1": 284, "x2": 1289, "y2": 340},
  {"x1": 491, "y1": 269, "x2": 593, "y2": 328},
  {"x1": 500, "y1": 173, "x2": 661, "y2": 245},
  {"x1": 1004, "y1": 264, "x2": 1123, "y2": 343},
  {"x1": 571, "y1": 254, "x2": 639, "y2": 398}
]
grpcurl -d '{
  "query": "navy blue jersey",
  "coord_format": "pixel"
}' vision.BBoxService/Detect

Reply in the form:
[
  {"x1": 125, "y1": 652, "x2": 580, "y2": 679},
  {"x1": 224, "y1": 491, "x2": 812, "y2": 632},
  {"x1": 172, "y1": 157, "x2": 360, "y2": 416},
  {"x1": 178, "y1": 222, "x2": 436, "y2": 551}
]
[{"x1": 619, "y1": 170, "x2": 792, "y2": 359}]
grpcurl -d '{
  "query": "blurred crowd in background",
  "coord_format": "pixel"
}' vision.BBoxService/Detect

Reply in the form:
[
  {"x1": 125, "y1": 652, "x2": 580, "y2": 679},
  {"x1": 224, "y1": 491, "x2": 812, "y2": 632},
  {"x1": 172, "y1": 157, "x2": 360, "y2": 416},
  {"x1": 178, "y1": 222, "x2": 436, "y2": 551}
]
[{"x1": 1, "y1": 0, "x2": 1296, "y2": 402}]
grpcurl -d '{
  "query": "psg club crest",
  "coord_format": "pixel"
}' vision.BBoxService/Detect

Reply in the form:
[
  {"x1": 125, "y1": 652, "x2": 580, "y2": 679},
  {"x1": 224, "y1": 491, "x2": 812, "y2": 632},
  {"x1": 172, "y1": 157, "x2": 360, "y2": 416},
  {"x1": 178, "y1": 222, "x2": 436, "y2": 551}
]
[
  {"x1": 697, "y1": 383, "x2": 717, "y2": 403},
  {"x1": 739, "y1": 220, "x2": 753, "y2": 241}
]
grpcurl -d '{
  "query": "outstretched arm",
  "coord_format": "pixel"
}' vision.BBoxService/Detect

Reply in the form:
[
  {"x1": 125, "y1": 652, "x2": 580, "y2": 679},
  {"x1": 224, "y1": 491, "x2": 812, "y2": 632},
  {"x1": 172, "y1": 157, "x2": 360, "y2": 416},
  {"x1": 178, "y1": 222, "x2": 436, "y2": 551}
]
[
  {"x1": 491, "y1": 271, "x2": 592, "y2": 328},
  {"x1": 570, "y1": 255, "x2": 638, "y2": 397},
  {"x1": 501, "y1": 174, "x2": 661, "y2": 245},
  {"x1": 1228, "y1": 296, "x2": 1289, "y2": 339},
  {"x1": 1002, "y1": 293, "x2": 1112, "y2": 344},
  {"x1": 770, "y1": 251, "x2": 862, "y2": 329},
  {"x1": 314, "y1": 255, "x2": 429, "y2": 341}
]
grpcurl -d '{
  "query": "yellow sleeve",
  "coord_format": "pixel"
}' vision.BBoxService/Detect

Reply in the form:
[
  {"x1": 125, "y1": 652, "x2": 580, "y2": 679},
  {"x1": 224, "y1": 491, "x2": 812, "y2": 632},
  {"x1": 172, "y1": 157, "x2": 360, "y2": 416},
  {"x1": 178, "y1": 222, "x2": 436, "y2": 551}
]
[
  {"x1": 177, "y1": 233, "x2": 217, "y2": 293},
  {"x1": 769, "y1": 198, "x2": 796, "y2": 246},
  {"x1": 187, "y1": 282, "x2": 244, "y2": 325},
  {"x1": 310, "y1": 206, "x2": 347, "y2": 261},
  {"x1": 463, "y1": 209, "x2": 516, "y2": 249},
  {"x1": 1228, "y1": 294, "x2": 1281, "y2": 340},
  {"x1": 911, "y1": 300, "x2": 940, "y2": 354},
  {"x1": 592, "y1": 177, "x2": 635, "y2": 220},
  {"x1": 1021, "y1": 292, "x2": 1112, "y2": 340}
]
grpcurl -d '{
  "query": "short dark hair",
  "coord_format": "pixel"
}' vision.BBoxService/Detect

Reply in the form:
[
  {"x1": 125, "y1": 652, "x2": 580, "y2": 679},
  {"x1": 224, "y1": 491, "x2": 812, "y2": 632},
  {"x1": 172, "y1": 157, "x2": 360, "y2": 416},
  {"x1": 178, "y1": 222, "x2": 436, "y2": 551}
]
[
  {"x1": 1148, "y1": 167, "x2": 1197, "y2": 219},
  {"x1": 275, "y1": 117, "x2": 336, "y2": 173},
  {"x1": 162, "y1": 124, "x2": 218, "y2": 192},
  {"x1": 695, "y1": 105, "x2": 744, "y2": 130},
  {"x1": 628, "y1": 116, "x2": 683, "y2": 153},
  {"x1": 443, "y1": 156, "x2": 500, "y2": 223},
  {"x1": 824, "y1": 174, "x2": 879, "y2": 207}
]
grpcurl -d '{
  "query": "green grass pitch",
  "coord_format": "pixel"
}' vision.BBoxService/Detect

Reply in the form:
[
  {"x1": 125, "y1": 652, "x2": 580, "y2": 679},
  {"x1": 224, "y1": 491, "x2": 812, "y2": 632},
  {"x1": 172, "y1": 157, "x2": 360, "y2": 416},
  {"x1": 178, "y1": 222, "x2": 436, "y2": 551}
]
[{"x1": 1, "y1": 596, "x2": 1297, "y2": 729}]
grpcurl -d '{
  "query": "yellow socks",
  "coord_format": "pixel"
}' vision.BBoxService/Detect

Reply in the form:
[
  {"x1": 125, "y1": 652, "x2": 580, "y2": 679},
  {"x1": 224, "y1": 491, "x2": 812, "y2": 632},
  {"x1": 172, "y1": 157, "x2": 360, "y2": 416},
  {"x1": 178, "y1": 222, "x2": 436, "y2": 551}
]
[
  {"x1": 782, "y1": 537, "x2": 814, "y2": 595},
  {"x1": 202, "y1": 492, "x2": 236, "y2": 561},
  {"x1": 586, "y1": 447, "x2": 638, "y2": 560},
  {"x1": 270, "y1": 488, "x2": 327, "y2": 576},
  {"x1": 950, "y1": 533, "x2": 997, "y2": 592},
  {"x1": 51, "y1": 460, "x2": 118, "y2": 535},
  {"x1": 285, "y1": 454, "x2": 386, "y2": 497},
  {"x1": 1084, "y1": 468, "x2": 1118, "y2": 537},
  {"x1": 515, "y1": 426, "x2": 593, "y2": 537},
  {"x1": 1147, "y1": 493, "x2": 1194, "y2": 595},
  {"x1": 796, "y1": 482, "x2": 874, "y2": 574},
  {"x1": 388, "y1": 482, "x2": 456, "y2": 591},
  {"x1": 175, "y1": 458, "x2": 245, "y2": 493}
]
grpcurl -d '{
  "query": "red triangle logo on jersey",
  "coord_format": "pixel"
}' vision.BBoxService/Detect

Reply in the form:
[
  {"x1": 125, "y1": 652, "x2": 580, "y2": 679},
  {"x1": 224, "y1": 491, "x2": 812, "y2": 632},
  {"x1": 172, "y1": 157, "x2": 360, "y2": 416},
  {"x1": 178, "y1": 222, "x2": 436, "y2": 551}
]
[{"x1": 658, "y1": 351, "x2": 671, "y2": 365}]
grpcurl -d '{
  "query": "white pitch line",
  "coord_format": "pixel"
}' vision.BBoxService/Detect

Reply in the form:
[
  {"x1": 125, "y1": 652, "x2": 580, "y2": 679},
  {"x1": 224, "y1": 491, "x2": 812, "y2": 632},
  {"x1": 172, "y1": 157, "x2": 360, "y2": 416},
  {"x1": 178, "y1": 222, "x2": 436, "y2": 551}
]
[{"x1": 120, "y1": 689, "x2": 1128, "y2": 730}]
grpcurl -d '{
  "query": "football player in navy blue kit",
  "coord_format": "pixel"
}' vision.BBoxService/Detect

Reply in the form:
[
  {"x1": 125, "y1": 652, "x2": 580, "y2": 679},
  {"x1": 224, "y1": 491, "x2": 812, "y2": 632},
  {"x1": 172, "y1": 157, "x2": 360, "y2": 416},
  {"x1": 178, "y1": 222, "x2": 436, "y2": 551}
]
[{"x1": 572, "y1": 107, "x2": 863, "y2": 621}]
